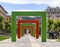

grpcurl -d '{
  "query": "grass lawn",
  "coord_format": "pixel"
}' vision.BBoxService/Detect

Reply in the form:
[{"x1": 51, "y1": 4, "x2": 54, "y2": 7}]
[
  {"x1": 0, "y1": 36, "x2": 9, "y2": 41},
  {"x1": 56, "y1": 39, "x2": 60, "y2": 42}
]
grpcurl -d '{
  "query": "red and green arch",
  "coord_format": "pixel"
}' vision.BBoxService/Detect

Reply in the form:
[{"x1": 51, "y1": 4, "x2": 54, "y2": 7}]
[
  {"x1": 20, "y1": 23, "x2": 36, "y2": 37},
  {"x1": 12, "y1": 11, "x2": 46, "y2": 42}
]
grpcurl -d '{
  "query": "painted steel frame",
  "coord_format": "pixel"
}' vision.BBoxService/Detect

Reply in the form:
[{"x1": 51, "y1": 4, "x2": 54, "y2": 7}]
[{"x1": 12, "y1": 11, "x2": 46, "y2": 42}]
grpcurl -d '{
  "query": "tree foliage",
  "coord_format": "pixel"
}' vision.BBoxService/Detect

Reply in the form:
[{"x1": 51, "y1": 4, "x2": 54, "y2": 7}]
[{"x1": 48, "y1": 18, "x2": 53, "y2": 31}]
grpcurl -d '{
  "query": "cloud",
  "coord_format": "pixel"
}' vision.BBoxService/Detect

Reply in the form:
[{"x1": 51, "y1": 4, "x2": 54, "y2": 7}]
[
  {"x1": 0, "y1": 0, "x2": 41, "y2": 4},
  {"x1": 0, "y1": 0, "x2": 60, "y2": 7}
]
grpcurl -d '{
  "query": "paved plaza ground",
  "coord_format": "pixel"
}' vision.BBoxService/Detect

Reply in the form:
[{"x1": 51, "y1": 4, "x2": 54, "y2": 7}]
[{"x1": 0, "y1": 34, "x2": 60, "y2": 47}]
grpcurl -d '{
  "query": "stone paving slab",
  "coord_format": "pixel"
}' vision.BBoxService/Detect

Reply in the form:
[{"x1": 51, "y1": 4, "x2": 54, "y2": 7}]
[
  {"x1": 36, "y1": 37, "x2": 60, "y2": 47},
  {"x1": 0, "y1": 34, "x2": 32, "y2": 47},
  {"x1": 0, "y1": 34, "x2": 60, "y2": 47}
]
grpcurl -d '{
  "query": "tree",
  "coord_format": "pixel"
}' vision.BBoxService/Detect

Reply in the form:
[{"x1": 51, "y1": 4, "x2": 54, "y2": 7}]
[
  {"x1": 55, "y1": 18, "x2": 60, "y2": 33},
  {"x1": 52, "y1": 18, "x2": 60, "y2": 39},
  {"x1": 56, "y1": 18, "x2": 60, "y2": 39},
  {"x1": 0, "y1": 16, "x2": 3, "y2": 34},
  {"x1": 0, "y1": 16, "x2": 3, "y2": 29},
  {"x1": 53, "y1": 21, "x2": 58, "y2": 32},
  {"x1": 47, "y1": 18, "x2": 55, "y2": 39},
  {"x1": 4, "y1": 21, "x2": 11, "y2": 35},
  {"x1": 48, "y1": 18, "x2": 53, "y2": 31}
]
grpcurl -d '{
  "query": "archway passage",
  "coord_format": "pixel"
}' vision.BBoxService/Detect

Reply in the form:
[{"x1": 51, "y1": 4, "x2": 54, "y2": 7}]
[
  {"x1": 22, "y1": 26, "x2": 34, "y2": 36},
  {"x1": 19, "y1": 23, "x2": 36, "y2": 38},
  {"x1": 12, "y1": 11, "x2": 46, "y2": 42},
  {"x1": 17, "y1": 20, "x2": 39, "y2": 39}
]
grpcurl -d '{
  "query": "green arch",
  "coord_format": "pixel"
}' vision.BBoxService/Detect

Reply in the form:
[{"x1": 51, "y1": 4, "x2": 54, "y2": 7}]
[{"x1": 20, "y1": 24, "x2": 36, "y2": 37}]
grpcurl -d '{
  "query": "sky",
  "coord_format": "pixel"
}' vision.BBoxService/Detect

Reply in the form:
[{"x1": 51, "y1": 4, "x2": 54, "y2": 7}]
[{"x1": 0, "y1": 0, "x2": 60, "y2": 15}]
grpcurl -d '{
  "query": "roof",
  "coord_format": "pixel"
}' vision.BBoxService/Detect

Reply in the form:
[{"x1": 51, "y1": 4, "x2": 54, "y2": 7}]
[{"x1": 0, "y1": 5, "x2": 8, "y2": 14}]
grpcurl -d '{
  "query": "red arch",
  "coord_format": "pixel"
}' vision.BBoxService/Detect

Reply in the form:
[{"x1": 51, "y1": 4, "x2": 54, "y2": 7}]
[
  {"x1": 17, "y1": 20, "x2": 39, "y2": 39},
  {"x1": 22, "y1": 26, "x2": 34, "y2": 36}
]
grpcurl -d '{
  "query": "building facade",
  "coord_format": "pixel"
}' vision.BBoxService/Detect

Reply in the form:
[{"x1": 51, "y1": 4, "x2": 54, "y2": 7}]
[
  {"x1": 7, "y1": 16, "x2": 11, "y2": 22},
  {"x1": 46, "y1": 7, "x2": 60, "y2": 21},
  {"x1": 0, "y1": 5, "x2": 8, "y2": 21}
]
